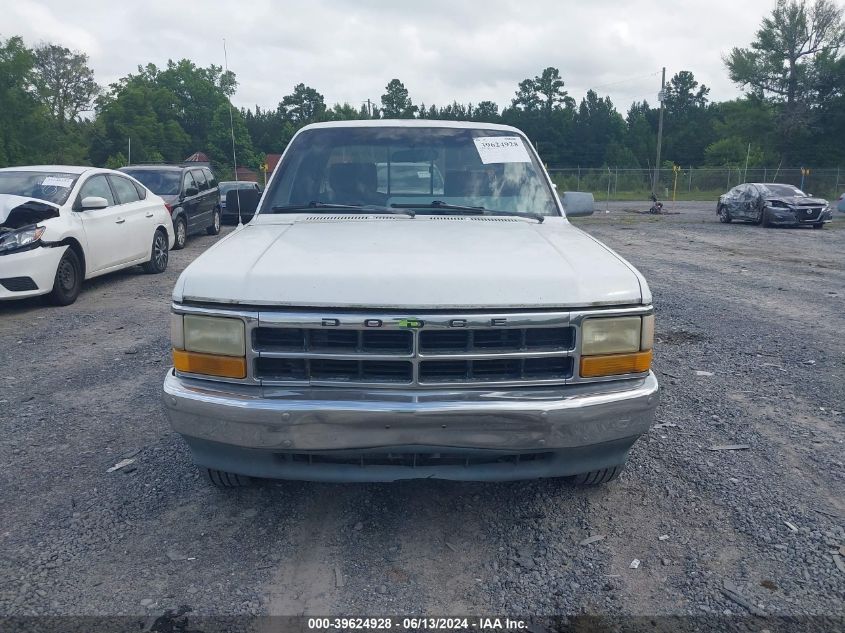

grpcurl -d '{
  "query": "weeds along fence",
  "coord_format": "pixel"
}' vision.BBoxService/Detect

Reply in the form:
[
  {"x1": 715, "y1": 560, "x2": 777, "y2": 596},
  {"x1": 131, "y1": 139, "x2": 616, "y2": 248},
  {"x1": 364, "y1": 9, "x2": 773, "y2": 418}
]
[{"x1": 546, "y1": 167, "x2": 844, "y2": 202}]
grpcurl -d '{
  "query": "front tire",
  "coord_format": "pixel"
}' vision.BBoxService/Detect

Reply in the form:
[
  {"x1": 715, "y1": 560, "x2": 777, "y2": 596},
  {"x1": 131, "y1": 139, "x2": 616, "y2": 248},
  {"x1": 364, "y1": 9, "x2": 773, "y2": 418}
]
[
  {"x1": 173, "y1": 216, "x2": 187, "y2": 250},
  {"x1": 812, "y1": 223, "x2": 824, "y2": 229},
  {"x1": 569, "y1": 465, "x2": 624, "y2": 486},
  {"x1": 207, "y1": 208, "x2": 221, "y2": 235},
  {"x1": 48, "y1": 248, "x2": 82, "y2": 306},
  {"x1": 204, "y1": 468, "x2": 253, "y2": 488},
  {"x1": 718, "y1": 206, "x2": 732, "y2": 223},
  {"x1": 761, "y1": 209, "x2": 771, "y2": 228},
  {"x1": 142, "y1": 229, "x2": 169, "y2": 274}
]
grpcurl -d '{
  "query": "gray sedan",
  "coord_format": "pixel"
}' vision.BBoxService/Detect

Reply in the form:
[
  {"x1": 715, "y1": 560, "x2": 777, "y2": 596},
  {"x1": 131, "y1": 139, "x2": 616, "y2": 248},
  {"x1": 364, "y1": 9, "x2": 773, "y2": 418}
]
[{"x1": 717, "y1": 183, "x2": 832, "y2": 228}]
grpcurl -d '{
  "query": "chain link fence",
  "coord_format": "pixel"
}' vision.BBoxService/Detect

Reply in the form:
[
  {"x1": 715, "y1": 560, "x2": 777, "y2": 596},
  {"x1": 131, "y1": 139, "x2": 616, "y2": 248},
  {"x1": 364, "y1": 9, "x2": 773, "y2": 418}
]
[{"x1": 546, "y1": 167, "x2": 844, "y2": 202}]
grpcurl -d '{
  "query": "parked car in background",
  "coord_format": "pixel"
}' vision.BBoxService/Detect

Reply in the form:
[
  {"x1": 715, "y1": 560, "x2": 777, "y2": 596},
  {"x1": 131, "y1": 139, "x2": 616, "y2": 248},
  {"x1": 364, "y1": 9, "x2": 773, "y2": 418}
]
[
  {"x1": 163, "y1": 120, "x2": 657, "y2": 487},
  {"x1": 119, "y1": 165, "x2": 221, "y2": 248},
  {"x1": 717, "y1": 183, "x2": 831, "y2": 228},
  {"x1": 218, "y1": 181, "x2": 261, "y2": 223},
  {"x1": 0, "y1": 165, "x2": 173, "y2": 305},
  {"x1": 375, "y1": 162, "x2": 445, "y2": 195},
  {"x1": 837, "y1": 192, "x2": 845, "y2": 213}
]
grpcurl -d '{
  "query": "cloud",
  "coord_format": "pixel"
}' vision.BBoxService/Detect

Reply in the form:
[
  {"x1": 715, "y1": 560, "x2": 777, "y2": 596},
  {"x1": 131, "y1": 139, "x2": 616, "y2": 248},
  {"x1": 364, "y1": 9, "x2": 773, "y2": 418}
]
[{"x1": 3, "y1": 0, "x2": 779, "y2": 112}]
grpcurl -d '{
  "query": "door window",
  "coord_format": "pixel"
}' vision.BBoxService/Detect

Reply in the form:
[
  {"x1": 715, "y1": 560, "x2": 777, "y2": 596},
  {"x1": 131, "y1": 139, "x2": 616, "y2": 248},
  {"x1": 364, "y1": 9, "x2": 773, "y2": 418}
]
[
  {"x1": 77, "y1": 175, "x2": 115, "y2": 207},
  {"x1": 109, "y1": 175, "x2": 141, "y2": 204},
  {"x1": 192, "y1": 169, "x2": 208, "y2": 191},
  {"x1": 202, "y1": 168, "x2": 217, "y2": 188},
  {"x1": 183, "y1": 171, "x2": 197, "y2": 195}
]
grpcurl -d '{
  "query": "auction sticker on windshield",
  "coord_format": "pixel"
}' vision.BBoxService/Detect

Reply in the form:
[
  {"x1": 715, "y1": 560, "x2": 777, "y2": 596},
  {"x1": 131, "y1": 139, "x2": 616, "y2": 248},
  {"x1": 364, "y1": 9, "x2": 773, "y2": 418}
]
[
  {"x1": 41, "y1": 177, "x2": 74, "y2": 188},
  {"x1": 473, "y1": 136, "x2": 532, "y2": 164}
]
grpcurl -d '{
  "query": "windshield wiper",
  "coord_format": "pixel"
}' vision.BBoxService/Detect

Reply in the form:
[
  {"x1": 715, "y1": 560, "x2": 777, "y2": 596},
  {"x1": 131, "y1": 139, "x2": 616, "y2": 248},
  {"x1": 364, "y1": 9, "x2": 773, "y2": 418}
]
[
  {"x1": 271, "y1": 201, "x2": 414, "y2": 217},
  {"x1": 390, "y1": 200, "x2": 543, "y2": 223}
]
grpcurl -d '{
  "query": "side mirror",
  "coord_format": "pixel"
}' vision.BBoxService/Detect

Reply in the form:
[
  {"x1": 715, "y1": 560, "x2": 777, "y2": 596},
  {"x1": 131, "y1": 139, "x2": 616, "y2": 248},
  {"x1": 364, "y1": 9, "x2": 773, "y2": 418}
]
[
  {"x1": 80, "y1": 196, "x2": 108, "y2": 210},
  {"x1": 561, "y1": 191, "x2": 595, "y2": 217},
  {"x1": 185, "y1": 186, "x2": 199, "y2": 197},
  {"x1": 226, "y1": 189, "x2": 260, "y2": 216}
]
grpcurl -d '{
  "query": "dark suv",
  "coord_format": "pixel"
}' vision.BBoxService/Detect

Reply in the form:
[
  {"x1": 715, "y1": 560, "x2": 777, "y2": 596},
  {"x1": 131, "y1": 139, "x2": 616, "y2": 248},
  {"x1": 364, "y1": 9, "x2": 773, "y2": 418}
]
[{"x1": 119, "y1": 165, "x2": 221, "y2": 249}]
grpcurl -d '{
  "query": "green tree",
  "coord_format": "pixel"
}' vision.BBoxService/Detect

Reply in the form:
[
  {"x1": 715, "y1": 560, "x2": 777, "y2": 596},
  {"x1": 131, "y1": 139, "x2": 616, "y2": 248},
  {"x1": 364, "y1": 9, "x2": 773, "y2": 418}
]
[
  {"x1": 279, "y1": 83, "x2": 327, "y2": 124},
  {"x1": 511, "y1": 78, "x2": 540, "y2": 111},
  {"x1": 573, "y1": 90, "x2": 626, "y2": 166},
  {"x1": 663, "y1": 71, "x2": 709, "y2": 116},
  {"x1": 725, "y1": 0, "x2": 845, "y2": 159},
  {"x1": 208, "y1": 103, "x2": 256, "y2": 176},
  {"x1": 31, "y1": 44, "x2": 99, "y2": 129},
  {"x1": 662, "y1": 71, "x2": 717, "y2": 166},
  {"x1": 0, "y1": 37, "x2": 54, "y2": 166},
  {"x1": 472, "y1": 100, "x2": 500, "y2": 122},
  {"x1": 534, "y1": 67, "x2": 573, "y2": 113},
  {"x1": 380, "y1": 79, "x2": 417, "y2": 118},
  {"x1": 91, "y1": 59, "x2": 236, "y2": 166}
]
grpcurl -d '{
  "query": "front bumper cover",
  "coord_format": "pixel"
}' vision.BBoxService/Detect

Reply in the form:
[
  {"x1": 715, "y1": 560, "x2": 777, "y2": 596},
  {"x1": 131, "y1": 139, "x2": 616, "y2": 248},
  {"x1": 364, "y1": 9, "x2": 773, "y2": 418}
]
[{"x1": 162, "y1": 370, "x2": 659, "y2": 481}]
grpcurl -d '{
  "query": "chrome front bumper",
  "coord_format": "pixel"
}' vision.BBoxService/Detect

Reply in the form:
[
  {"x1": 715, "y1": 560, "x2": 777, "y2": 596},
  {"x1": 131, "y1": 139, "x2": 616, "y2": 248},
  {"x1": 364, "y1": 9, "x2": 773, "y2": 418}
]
[{"x1": 162, "y1": 370, "x2": 658, "y2": 481}]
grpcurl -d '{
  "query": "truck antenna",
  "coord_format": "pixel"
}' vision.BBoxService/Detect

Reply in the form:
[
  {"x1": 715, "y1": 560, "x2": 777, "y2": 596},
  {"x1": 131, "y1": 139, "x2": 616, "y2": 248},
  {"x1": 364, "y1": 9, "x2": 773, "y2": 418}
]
[{"x1": 223, "y1": 38, "x2": 242, "y2": 226}]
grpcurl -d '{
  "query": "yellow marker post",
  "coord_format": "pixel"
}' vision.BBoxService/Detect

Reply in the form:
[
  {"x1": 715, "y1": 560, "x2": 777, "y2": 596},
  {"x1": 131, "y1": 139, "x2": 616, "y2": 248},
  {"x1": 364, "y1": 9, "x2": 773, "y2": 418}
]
[{"x1": 672, "y1": 164, "x2": 681, "y2": 203}]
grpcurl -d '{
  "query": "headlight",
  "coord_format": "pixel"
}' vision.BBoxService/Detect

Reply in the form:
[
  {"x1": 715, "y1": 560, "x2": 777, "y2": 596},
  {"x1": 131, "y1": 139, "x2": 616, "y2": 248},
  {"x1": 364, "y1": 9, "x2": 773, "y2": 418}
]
[
  {"x1": 172, "y1": 314, "x2": 246, "y2": 378},
  {"x1": 0, "y1": 225, "x2": 46, "y2": 254},
  {"x1": 181, "y1": 315, "x2": 245, "y2": 356},
  {"x1": 582, "y1": 316, "x2": 642, "y2": 355},
  {"x1": 580, "y1": 315, "x2": 653, "y2": 378}
]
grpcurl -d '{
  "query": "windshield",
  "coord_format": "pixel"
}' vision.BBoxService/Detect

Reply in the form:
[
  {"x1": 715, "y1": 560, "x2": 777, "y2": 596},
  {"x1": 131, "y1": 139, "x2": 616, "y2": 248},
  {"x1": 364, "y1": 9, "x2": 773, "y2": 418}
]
[
  {"x1": 0, "y1": 171, "x2": 79, "y2": 205},
  {"x1": 763, "y1": 184, "x2": 806, "y2": 197},
  {"x1": 122, "y1": 169, "x2": 181, "y2": 195},
  {"x1": 261, "y1": 127, "x2": 559, "y2": 216},
  {"x1": 219, "y1": 182, "x2": 254, "y2": 195}
]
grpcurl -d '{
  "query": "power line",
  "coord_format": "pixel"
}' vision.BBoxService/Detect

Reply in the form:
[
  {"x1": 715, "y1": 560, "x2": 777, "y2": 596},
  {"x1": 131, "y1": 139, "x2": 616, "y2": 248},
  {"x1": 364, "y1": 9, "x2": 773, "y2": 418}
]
[{"x1": 568, "y1": 70, "x2": 662, "y2": 94}]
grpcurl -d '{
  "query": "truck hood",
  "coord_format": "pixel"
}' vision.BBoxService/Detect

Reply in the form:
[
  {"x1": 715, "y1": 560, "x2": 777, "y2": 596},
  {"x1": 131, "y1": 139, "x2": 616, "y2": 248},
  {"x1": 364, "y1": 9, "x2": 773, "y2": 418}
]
[{"x1": 173, "y1": 216, "x2": 648, "y2": 309}]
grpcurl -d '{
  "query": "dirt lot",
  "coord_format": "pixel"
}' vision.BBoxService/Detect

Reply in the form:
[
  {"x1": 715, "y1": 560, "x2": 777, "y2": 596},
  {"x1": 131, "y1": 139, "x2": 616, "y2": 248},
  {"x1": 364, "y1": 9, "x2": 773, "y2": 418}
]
[{"x1": 1, "y1": 204, "x2": 843, "y2": 628}]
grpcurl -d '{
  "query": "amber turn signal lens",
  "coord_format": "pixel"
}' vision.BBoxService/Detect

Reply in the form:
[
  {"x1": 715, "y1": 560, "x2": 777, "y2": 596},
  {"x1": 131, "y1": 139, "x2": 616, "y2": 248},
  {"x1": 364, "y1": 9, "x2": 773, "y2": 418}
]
[
  {"x1": 173, "y1": 349, "x2": 246, "y2": 379},
  {"x1": 580, "y1": 350, "x2": 652, "y2": 378}
]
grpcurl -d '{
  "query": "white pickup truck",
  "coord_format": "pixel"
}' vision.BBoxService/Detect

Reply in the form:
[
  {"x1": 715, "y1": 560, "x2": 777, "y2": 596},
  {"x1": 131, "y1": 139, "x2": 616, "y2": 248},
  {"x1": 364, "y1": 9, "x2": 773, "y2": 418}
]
[{"x1": 163, "y1": 120, "x2": 658, "y2": 486}]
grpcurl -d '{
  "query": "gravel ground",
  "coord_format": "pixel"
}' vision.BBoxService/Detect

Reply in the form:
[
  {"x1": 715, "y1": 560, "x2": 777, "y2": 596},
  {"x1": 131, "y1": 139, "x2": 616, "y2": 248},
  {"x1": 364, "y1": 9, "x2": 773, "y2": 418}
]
[{"x1": 1, "y1": 204, "x2": 843, "y2": 630}]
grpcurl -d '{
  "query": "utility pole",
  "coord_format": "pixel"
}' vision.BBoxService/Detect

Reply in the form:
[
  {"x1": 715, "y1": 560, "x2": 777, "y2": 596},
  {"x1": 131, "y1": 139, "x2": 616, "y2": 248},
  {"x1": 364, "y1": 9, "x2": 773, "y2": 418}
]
[
  {"x1": 367, "y1": 99, "x2": 373, "y2": 118},
  {"x1": 652, "y1": 67, "x2": 666, "y2": 196}
]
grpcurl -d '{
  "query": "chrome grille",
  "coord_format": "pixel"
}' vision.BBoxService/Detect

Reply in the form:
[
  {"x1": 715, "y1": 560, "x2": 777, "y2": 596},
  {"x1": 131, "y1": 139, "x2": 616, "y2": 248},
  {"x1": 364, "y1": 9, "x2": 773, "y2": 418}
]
[
  {"x1": 419, "y1": 327, "x2": 573, "y2": 353},
  {"x1": 173, "y1": 305, "x2": 652, "y2": 388},
  {"x1": 254, "y1": 328, "x2": 412, "y2": 353},
  {"x1": 250, "y1": 311, "x2": 577, "y2": 387}
]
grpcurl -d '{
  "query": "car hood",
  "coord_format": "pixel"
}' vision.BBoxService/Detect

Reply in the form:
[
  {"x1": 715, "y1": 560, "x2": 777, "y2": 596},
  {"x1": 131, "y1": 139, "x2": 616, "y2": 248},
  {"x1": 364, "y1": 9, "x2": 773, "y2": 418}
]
[
  {"x1": 766, "y1": 195, "x2": 828, "y2": 206},
  {"x1": 0, "y1": 195, "x2": 60, "y2": 229},
  {"x1": 173, "y1": 216, "x2": 649, "y2": 309}
]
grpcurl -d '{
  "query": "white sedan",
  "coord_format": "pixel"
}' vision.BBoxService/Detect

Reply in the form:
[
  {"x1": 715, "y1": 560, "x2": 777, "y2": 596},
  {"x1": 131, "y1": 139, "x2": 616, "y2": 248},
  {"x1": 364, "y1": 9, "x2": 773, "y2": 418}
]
[{"x1": 0, "y1": 165, "x2": 175, "y2": 305}]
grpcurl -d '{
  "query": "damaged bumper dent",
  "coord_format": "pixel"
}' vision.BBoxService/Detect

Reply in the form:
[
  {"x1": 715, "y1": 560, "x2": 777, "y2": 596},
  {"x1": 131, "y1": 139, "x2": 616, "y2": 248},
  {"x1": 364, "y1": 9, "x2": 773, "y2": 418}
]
[
  {"x1": 162, "y1": 370, "x2": 659, "y2": 481},
  {"x1": 766, "y1": 206, "x2": 832, "y2": 225},
  {"x1": 0, "y1": 243, "x2": 66, "y2": 299}
]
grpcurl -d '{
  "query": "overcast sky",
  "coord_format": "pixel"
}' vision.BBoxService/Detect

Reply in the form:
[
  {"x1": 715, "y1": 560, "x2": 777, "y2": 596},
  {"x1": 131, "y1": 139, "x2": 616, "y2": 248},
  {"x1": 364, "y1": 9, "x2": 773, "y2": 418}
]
[{"x1": 6, "y1": 0, "x2": 787, "y2": 114}]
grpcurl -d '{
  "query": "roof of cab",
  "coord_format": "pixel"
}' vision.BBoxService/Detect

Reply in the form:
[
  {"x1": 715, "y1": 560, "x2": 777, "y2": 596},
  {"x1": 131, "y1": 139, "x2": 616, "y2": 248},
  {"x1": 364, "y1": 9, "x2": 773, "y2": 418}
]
[{"x1": 300, "y1": 119, "x2": 523, "y2": 133}]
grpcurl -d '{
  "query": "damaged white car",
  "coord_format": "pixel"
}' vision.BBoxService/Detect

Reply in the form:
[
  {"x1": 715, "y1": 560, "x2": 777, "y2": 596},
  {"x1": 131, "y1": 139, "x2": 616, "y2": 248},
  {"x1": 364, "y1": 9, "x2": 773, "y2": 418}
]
[{"x1": 0, "y1": 166, "x2": 175, "y2": 305}]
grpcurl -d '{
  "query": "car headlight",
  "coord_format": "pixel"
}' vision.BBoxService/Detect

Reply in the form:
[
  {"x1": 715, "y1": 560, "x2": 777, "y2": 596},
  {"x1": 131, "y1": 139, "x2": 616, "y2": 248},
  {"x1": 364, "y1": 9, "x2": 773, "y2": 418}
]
[
  {"x1": 0, "y1": 225, "x2": 46, "y2": 255},
  {"x1": 580, "y1": 315, "x2": 653, "y2": 378},
  {"x1": 172, "y1": 314, "x2": 246, "y2": 378}
]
